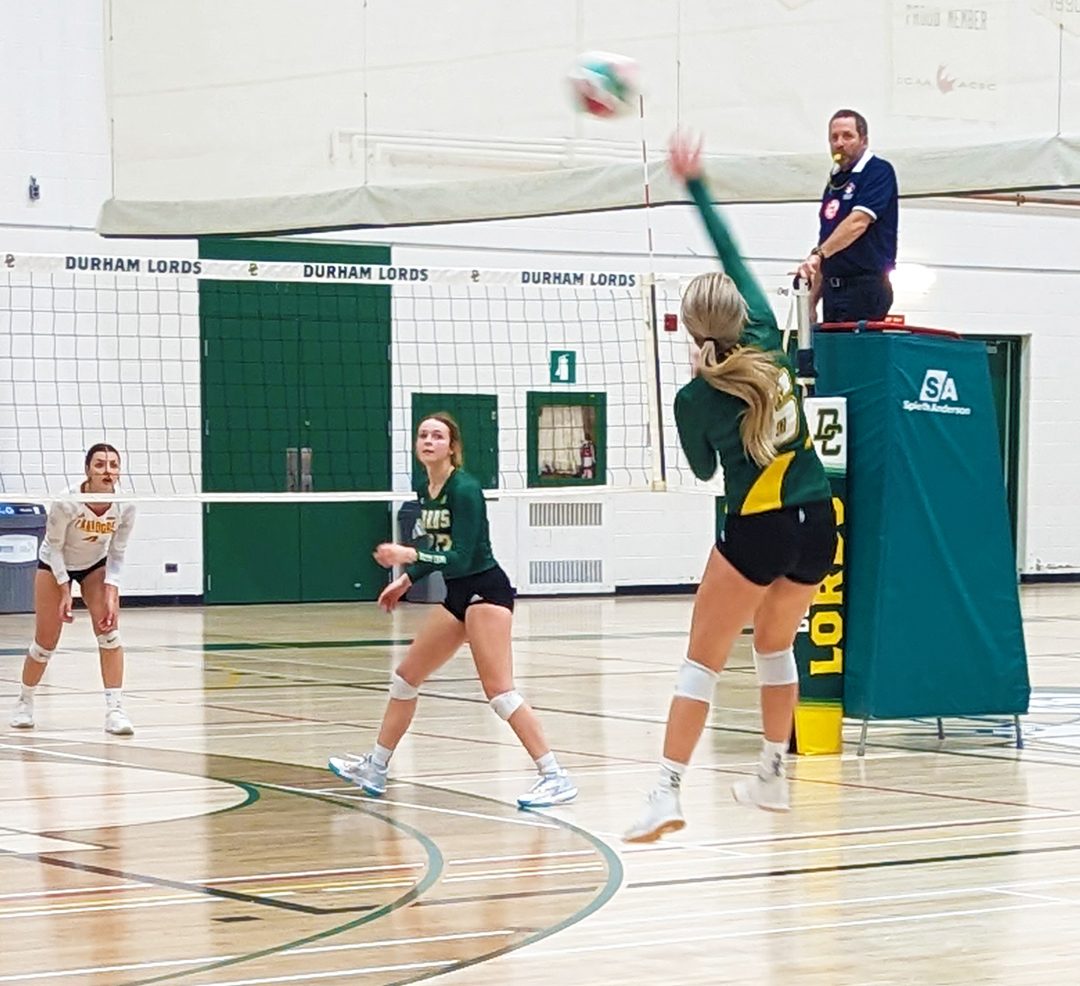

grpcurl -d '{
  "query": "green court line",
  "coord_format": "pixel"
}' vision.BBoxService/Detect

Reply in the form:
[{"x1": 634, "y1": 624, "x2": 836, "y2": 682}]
[
  {"x1": 120, "y1": 784, "x2": 445, "y2": 986},
  {"x1": 387, "y1": 806, "x2": 624, "y2": 986},
  {"x1": 8, "y1": 741, "x2": 622, "y2": 984},
  {"x1": 1, "y1": 628, "x2": 700, "y2": 659}
]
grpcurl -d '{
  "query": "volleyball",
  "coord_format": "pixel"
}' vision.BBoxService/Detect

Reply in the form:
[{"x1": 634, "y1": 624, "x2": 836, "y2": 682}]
[{"x1": 568, "y1": 51, "x2": 640, "y2": 118}]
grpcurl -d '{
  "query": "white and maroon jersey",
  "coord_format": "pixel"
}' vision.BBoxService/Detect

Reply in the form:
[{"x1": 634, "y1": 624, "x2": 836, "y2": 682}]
[{"x1": 38, "y1": 487, "x2": 136, "y2": 587}]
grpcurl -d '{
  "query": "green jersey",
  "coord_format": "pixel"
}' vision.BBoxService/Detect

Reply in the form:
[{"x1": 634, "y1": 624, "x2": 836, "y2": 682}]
[
  {"x1": 675, "y1": 177, "x2": 830, "y2": 516},
  {"x1": 405, "y1": 469, "x2": 498, "y2": 582}
]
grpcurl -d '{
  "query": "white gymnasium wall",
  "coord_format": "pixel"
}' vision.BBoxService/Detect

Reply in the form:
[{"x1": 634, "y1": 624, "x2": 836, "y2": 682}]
[
  {"x1": 3, "y1": 1, "x2": 1079, "y2": 595},
  {"x1": 1, "y1": 0, "x2": 202, "y2": 597}
]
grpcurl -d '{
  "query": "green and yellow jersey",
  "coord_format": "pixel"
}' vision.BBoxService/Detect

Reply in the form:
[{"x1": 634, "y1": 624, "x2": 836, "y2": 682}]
[
  {"x1": 676, "y1": 177, "x2": 830, "y2": 516},
  {"x1": 404, "y1": 469, "x2": 498, "y2": 582}
]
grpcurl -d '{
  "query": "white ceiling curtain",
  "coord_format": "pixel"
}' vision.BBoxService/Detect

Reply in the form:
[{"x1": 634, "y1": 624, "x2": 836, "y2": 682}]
[{"x1": 99, "y1": 0, "x2": 1080, "y2": 236}]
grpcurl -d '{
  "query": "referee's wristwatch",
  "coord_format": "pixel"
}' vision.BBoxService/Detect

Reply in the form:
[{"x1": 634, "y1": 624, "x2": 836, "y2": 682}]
[{"x1": 809, "y1": 245, "x2": 826, "y2": 260}]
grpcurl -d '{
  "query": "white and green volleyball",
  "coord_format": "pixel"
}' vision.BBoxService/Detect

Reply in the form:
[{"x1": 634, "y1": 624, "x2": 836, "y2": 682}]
[{"x1": 568, "y1": 51, "x2": 640, "y2": 119}]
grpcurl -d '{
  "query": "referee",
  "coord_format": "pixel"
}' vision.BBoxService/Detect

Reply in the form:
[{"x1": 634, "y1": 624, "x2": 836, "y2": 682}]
[{"x1": 799, "y1": 109, "x2": 898, "y2": 323}]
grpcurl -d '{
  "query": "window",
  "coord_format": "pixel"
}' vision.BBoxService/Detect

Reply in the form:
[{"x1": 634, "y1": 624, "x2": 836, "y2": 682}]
[{"x1": 527, "y1": 392, "x2": 606, "y2": 487}]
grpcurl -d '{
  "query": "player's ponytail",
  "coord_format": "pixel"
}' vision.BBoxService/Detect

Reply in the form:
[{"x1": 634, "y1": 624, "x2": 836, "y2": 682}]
[
  {"x1": 698, "y1": 344, "x2": 780, "y2": 467},
  {"x1": 681, "y1": 272, "x2": 780, "y2": 468}
]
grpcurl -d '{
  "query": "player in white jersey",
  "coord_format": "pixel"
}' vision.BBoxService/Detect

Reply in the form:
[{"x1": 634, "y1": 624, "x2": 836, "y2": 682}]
[{"x1": 9, "y1": 444, "x2": 137, "y2": 734}]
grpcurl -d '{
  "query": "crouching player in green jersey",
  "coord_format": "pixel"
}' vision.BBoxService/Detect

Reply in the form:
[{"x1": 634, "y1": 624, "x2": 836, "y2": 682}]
[
  {"x1": 330, "y1": 412, "x2": 577, "y2": 810},
  {"x1": 625, "y1": 134, "x2": 836, "y2": 842}
]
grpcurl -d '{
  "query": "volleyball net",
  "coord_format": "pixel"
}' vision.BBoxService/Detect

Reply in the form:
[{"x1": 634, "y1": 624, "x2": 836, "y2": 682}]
[{"x1": 0, "y1": 252, "x2": 732, "y2": 504}]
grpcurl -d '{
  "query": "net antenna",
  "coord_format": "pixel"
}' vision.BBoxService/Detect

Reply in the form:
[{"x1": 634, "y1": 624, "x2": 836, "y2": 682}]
[{"x1": 793, "y1": 273, "x2": 817, "y2": 398}]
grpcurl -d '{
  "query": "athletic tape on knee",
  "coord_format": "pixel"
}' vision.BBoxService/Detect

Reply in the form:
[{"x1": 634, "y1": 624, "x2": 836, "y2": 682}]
[
  {"x1": 96, "y1": 630, "x2": 122, "y2": 649},
  {"x1": 753, "y1": 647, "x2": 798, "y2": 686},
  {"x1": 388, "y1": 671, "x2": 420, "y2": 701},
  {"x1": 673, "y1": 658, "x2": 718, "y2": 703},
  {"x1": 28, "y1": 642, "x2": 53, "y2": 664},
  {"x1": 489, "y1": 690, "x2": 524, "y2": 721}
]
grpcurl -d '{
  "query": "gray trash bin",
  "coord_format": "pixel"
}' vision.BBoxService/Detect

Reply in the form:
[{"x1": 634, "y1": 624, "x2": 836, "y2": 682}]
[
  {"x1": 397, "y1": 500, "x2": 446, "y2": 604},
  {"x1": 0, "y1": 503, "x2": 46, "y2": 614}
]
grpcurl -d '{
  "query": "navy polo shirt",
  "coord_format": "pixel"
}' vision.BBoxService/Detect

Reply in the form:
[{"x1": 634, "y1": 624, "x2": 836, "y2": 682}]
[{"x1": 818, "y1": 151, "x2": 898, "y2": 279}]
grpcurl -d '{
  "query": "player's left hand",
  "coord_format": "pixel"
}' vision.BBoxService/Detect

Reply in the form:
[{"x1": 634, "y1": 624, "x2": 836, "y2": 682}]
[
  {"x1": 373, "y1": 543, "x2": 417, "y2": 568},
  {"x1": 96, "y1": 585, "x2": 120, "y2": 634},
  {"x1": 377, "y1": 574, "x2": 412, "y2": 613}
]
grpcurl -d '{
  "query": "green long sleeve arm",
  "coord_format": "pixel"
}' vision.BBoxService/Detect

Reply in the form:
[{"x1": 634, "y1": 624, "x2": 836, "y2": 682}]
[{"x1": 674, "y1": 386, "x2": 719, "y2": 482}]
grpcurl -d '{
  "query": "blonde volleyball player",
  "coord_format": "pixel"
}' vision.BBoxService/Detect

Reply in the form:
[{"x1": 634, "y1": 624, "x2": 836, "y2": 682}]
[
  {"x1": 9, "y1": 443, "x2": 137, "y2": 735},
  {"x1": 329, "y1": 413, "x2": 577, "y2": 809},
  {"x1": 623, "y1": 134, "x2": 836, "y2": 843}
]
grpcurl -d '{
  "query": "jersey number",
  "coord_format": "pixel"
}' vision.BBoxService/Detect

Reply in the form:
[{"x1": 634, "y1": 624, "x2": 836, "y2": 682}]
[
  {"x1": 774, "y1": 369, "x2": 799, "y2": 446},
  {"x1": 433, "y1": 533, "x2": 452, "y2": 551}
]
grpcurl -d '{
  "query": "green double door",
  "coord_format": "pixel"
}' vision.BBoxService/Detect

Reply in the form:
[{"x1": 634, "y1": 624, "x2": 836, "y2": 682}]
[
  {"x1": 200, "y1": 242, "x2": 392, "y2": 604},
  {"x1": 411, "y1": 393, "x2": 499, "y2": 490}
]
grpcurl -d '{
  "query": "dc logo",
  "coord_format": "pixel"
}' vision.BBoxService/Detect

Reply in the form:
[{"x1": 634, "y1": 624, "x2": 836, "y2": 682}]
[
  {"x1": 919, "y1": 369, "x2": 959, "y2": 402},
  {"x1": 813, "y1": 408, "x2": 844, "y2": 456}
]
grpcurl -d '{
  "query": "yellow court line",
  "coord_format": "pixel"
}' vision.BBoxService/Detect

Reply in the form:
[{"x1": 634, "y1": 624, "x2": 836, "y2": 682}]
[{"x1": 0, "y1": 895, "x2": 225, "y2": 920}]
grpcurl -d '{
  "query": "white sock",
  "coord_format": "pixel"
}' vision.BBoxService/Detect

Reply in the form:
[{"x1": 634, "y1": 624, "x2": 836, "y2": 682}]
[
  {"x1": 760, "y1": 739, "x2": 787, "y2": 778},
  {"x1": 535, "y1": 751, "x2": 560, "y2": 775},
  {"x1": 19, "y1": 684, "x2": 36, "y2": 703},
  {"x1": 104, "y1": 688, "x2": 123, "y2": 711},
  {"x1": 372, "y1": 743, "x2": 393, "y2": 769},
  {"x1": 659, "y1": 757, "x2": 686, "y2": 790}
]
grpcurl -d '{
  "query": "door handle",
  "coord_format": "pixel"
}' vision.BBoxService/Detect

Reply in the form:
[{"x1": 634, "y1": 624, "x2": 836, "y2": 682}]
[
  {"x1": 300, "y1": 447, "x2": 313, "y2": 492},
  {"x1": 285, "y1": 447, "x2": 299, "y2": 492}
]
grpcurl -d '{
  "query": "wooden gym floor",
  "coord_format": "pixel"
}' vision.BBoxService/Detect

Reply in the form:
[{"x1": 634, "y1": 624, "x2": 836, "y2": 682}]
[{"x1": 3, "y1": 586, "x2": 1080, "y2": 985}]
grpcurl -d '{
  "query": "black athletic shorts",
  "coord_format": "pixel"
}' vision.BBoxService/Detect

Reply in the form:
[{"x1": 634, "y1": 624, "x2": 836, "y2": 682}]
[
  {"x1": 38, "y1": 557, "x2": 106, "y2": 584},
  {"x1": 718, "y1": 499, "x2": 837, "y2": 587},
  {"x1": 443, "y1": 565, "x2": 516, "y2": 622}
]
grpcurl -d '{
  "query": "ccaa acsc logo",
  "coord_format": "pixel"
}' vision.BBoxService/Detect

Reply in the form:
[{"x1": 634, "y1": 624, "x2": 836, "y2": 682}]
[{"x1": 903, "y1": 369, "x2": 973, "y2": 416}]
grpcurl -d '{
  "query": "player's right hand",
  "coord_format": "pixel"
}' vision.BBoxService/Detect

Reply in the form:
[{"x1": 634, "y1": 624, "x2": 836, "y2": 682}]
[{"x1": 668, "y1": 131, "x2": 704, "y2": 182}]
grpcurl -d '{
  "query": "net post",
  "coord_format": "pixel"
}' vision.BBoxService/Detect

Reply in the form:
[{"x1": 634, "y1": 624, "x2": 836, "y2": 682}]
[{"x1": 640, "y1": 274, "x2": 667, "y2": 492}]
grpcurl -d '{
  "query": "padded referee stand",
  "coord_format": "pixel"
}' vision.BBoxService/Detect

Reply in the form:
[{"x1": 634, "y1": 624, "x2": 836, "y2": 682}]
[{"x1": 814, "y1": 325, "x2": 1029, "y2": 754}]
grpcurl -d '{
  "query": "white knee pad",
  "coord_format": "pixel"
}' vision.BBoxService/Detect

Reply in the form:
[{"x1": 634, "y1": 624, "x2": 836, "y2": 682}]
[
  {"x1": 754, "y1": 647, "x2": 799, "y2": 686},
  {"x1": 28, "y1": 642, "x2": 54, "y2": 664},
  {"x1": 96, "y1": 629, "x2": 122, "y2": 650},
  {"x1": 388, "y1": 671, "x2": 420, "y2": 701},
  {"x1": 489, "y1": 690, "x2": 524, "y2": 721},
  {"x1": 673, "y1": 658, "x2": 718, "y2": 703}
]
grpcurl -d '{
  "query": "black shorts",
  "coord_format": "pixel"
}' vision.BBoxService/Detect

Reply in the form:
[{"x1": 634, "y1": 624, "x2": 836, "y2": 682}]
[
  {"x1": 718, "y1": 499, "x2": 837, "y2": 587},
  {"x1": 443, "y1": 565, "x2": 516, "y2": 622},
  {"x1": 38, "y1": 557, "x2": 106, "y2": 584}
]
